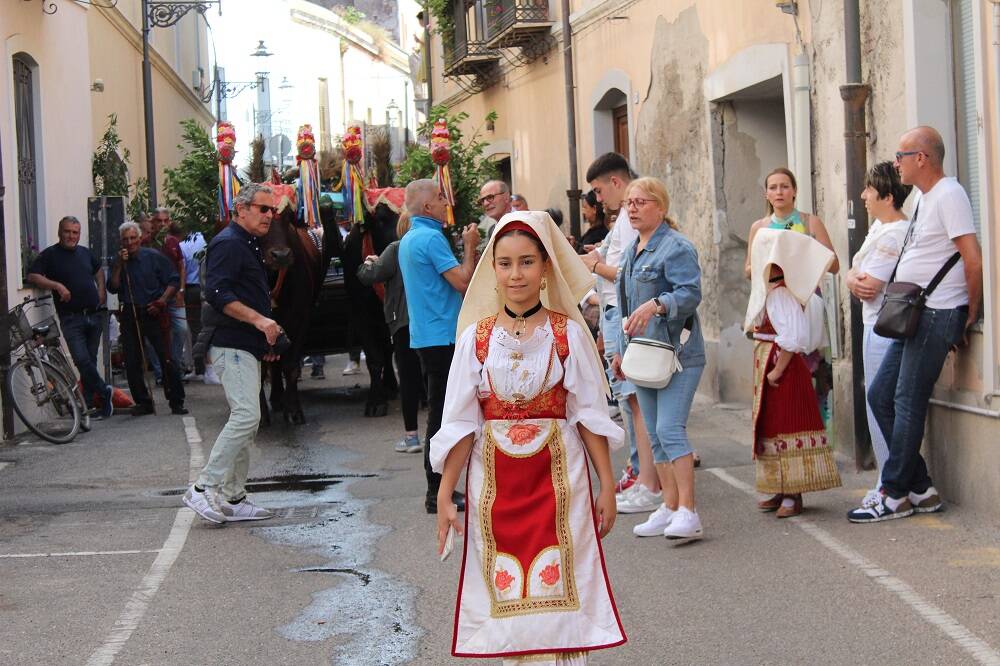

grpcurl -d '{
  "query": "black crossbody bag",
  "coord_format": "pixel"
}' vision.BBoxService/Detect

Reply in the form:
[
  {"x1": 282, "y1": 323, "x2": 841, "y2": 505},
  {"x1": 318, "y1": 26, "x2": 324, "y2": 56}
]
[{"x1": 873, "y1": 204, "x2": 961, "y2": 339}]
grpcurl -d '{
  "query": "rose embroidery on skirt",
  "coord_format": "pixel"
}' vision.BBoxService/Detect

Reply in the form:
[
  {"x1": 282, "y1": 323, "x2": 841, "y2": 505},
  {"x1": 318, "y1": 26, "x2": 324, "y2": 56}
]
[
  {"x1": 506, "y1": 423, "x2": 542, "y2": 446},
  {"x1": 539, "y1": 562, "x2": 560, "y2": 587},
  {"x1": 495, "y1": 568, "x2": 515, "y2": 592}
]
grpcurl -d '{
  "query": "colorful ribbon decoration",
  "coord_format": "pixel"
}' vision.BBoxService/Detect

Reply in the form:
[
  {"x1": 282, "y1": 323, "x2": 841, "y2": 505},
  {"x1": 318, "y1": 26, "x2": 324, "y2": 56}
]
[
  {"x1": 216, "y1": 121, "x2": 240, "y2": 224},
  {"x1": 431, "y1": 118, "x2": 456, "y2": 227},
  {"x1": 336, "y1": 125, "x2": 365, "y2": 226},
  {"x1": 296, "y1": 124, "x2": 321, "y2": 229}
]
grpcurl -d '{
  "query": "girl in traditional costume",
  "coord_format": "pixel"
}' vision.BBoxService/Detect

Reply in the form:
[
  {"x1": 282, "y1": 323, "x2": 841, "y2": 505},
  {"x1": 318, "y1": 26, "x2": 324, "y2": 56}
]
[
  {"x1": 431, "y1": 211, "x2": 626, "y2": 664},
  {"x1": 745, "y1": 228, "x2": 842, "y2": 517}
]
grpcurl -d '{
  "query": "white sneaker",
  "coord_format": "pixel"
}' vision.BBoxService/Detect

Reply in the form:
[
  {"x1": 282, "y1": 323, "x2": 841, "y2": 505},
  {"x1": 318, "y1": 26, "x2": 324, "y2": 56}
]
[
  {"x1": 394, "y1": 434, "x2": 423, "y2": 453},
  {"x1": 908, "y1": 486, "x2": 943, "y2": 513},
  {"x1": 616, "y1": 484, "x2": 662, "y2": 514},
  {"x1": 342, "y1": 360, "x2": 361, "y2": 376},
  {"x1": 182, "y1": 485, "x2": 225, "y2": 524},
  {"x1": 664, "y1": 507, "x2": 703, "y2": 543},
  {"x1": 633, "y1": 504, "x2": 675, "y2": 537},
  {"x1": 203, "y1": 366, "x2": 222, "y2": 385},
  {"x1": 861, "y1": 488, "x2": 882, "y2": 509},
  {"x1": 220, "y1": 497, "x2": 275, "y2": 521}
]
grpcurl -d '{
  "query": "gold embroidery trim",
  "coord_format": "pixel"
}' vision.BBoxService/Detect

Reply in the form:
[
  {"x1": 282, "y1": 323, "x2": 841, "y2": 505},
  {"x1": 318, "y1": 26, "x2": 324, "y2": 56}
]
[{"x1": 480, "y1": 422, "x2": 579, "y2": 618}]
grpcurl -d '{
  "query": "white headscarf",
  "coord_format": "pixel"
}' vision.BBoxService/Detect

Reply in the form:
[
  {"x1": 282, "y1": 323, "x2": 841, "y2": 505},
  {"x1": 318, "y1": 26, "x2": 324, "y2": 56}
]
[
  {"x1": 457, "y1": 211, "x2": 607, "y2": 391},
  {"x1": 744, "y1": 228, "x2": 835, "y2": 332}
]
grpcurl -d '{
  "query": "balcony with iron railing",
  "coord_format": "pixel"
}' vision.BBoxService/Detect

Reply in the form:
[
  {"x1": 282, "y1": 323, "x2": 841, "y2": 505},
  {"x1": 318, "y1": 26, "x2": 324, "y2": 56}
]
[
  {"x1": 483, "y1": 0, "x2": 554, "y2": 48},
  {"x1": 444, "y1": 0, "x2": 501, "y2": 77}
]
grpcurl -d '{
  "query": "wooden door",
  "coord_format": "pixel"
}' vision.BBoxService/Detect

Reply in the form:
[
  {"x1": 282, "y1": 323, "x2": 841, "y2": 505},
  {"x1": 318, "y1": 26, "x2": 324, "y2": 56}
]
[{"x1": 613, "y1": 105, "x2": 629, "y2": 161}]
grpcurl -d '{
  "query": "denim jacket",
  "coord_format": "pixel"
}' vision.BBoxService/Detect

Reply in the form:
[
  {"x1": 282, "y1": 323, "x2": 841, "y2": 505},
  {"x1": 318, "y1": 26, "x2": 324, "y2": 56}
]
[{"x1": 616, "y1": 222, "x2": 706, "y2": 367}]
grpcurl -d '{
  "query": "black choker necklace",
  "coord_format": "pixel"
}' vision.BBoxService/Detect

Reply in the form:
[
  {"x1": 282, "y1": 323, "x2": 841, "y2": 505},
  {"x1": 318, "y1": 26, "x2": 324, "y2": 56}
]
[{"x1": 504, "y1": 302, "x2": 543, "y2": 337}]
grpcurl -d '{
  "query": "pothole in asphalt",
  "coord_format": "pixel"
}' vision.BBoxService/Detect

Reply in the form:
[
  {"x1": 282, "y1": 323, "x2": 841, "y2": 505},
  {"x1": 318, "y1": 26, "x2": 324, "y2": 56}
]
[{"x1": 156, "y1": 472, "x2": 377, "y2": 496}]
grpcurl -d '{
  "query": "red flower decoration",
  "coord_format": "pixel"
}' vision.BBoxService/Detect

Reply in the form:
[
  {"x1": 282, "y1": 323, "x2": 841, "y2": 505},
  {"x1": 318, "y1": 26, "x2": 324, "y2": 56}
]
[
  {"x1": 495, "y1": 568, "x2": 515, "y2": 592},
  {"x1": 539, "y1": 562, "x2": 560, "y2": 587},
  {"x1": 507, "y1": 423, "x2": 542, "y2": 446}
]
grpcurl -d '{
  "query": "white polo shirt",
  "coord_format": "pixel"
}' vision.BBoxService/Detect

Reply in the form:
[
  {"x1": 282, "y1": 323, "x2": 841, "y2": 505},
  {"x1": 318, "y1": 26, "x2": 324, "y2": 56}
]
[
  {"x1": 895, "y1": 177, "x2": 976, "y2": 309},
  {"x1": 596, "y1": 207, "x2": 638, "y2": 308}
]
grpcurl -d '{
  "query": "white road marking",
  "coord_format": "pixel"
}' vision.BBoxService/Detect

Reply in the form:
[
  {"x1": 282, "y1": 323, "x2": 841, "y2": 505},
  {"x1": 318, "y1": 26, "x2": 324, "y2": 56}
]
[
  {"x1": 707, "y1": 467, "x2": 1000, "y2": 665},
  {"x1": 0, "y1": 549, "x2": 161, "y2": 559},
  {"x1": 86, "y1": 416, "x2": 205, "y2": 666}
]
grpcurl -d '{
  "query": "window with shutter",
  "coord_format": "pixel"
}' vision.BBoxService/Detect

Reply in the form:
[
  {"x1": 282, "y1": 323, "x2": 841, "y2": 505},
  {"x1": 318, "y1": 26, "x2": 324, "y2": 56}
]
[
  {"x1": 951, "y1": 0, "x2": 982, "y2": 237},
  {"x1": 13, "y1": 53, "x2": 40, "y2": 279}
]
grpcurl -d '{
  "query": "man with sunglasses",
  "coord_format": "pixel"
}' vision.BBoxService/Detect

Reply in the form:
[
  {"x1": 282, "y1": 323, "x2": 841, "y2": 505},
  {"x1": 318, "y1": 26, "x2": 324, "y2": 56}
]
[
  {"x1": 183, "y1": 183, "x2": 283, "y2": 524},
  {"x1": 848, "y1": 126, "x2": 983, "y2": 524}
]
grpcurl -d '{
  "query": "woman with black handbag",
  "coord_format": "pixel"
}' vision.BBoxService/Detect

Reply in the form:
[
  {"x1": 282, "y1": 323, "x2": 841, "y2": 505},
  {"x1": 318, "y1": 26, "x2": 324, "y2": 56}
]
[{"x1": 610, "y1": 177, "x2": 706, "y2": 544}]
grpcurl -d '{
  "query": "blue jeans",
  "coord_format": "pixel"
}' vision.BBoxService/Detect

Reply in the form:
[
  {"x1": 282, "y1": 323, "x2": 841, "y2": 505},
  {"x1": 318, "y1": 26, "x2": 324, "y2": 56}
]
[
  {"x1": 601, "y1": 305, "x2": 638, "y2": 471},
  {"x1": 868, "y1": 306, "x2": 966, "y2": 499},
  {"x1": 862, "y1": 325, "x2": 894, "y2": 487},
  {"x1": 60, "y1": 311, "x2": 107, "y2": 408},
  {"x1": 168, "y1": 305, "x2": 188, "y2": 369},
  {"x1": 634, "y1": 364, "x2": 704, "y2": 463}
]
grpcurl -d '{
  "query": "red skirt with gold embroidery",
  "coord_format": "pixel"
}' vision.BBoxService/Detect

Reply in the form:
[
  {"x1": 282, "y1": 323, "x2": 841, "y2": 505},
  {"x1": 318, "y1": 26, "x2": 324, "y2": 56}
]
[
  {"x1": 752, "y1": 341, "x2": 841, "y2": 495},
  {"x1": 452, "y1": 418, "x2": 626, "y2": 658}
]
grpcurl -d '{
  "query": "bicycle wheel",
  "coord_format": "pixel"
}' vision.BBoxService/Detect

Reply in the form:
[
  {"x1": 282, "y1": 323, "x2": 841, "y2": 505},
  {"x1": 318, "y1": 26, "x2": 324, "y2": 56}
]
[
  {"x1": 6, "y1": 357, "x2": 81, "y2": 444},
  {"x1": 46, "y1": 347, "x2": 91, "y2": 432}
]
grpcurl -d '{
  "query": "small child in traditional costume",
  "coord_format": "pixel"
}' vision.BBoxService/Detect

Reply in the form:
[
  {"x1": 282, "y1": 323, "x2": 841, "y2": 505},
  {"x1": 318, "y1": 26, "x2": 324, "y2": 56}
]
[
  {"x1": 431, "y1": 211, "x2": 627, "y2": 664},
  {"x1": 745, "y1": 228, "x2": 842, "y2": 518}
]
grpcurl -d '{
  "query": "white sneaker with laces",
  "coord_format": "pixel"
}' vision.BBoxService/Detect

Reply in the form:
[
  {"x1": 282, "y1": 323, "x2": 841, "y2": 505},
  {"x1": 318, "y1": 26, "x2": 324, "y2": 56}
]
[
  {"x1": 908, "y1": 486, "x2": 943, "y2": 513},
  {"x1": 616, "y1": 484, "x2": 662, "y2": 514},
  {"x1": 220, "y1": 497, "x2": 275, "y2": 521},
  {"x1": 633, "y1": 504, "x2": 675, "y2": 537},
  {"x1": 182, "y1": 485, "x2": 225, "y2": 524},
  {"x1": 861, "y1": 488, "x2": 882, "y2": 509},
  {"x1": 342, "y1": 360, "x2": 361, "y2": 376},
  {"x1": 664, "y1": 507, "x2": 703, "y2": 543}
]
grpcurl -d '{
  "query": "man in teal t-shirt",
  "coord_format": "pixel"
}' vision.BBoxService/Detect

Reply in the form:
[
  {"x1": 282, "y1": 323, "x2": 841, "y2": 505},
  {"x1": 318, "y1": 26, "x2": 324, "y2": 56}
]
[{"x1": 398, "y1": 179, "x2": 479, "y2": 513}]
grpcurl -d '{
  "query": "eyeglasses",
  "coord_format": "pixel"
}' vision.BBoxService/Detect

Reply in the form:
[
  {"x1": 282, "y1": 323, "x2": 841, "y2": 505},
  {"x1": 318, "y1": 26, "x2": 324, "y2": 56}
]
[
  {"x1": 894, "y1": 150, "x2": 924, "y2": 161},
  {"x1": 623, "y1": 197, "x2": 655, "y2": 209},
  {"x1": 251, "y1": 203, "x2": 278, "y2": 215},
  {"x1": 477, "y1": 193, "x2": 501, "y2": 207}
]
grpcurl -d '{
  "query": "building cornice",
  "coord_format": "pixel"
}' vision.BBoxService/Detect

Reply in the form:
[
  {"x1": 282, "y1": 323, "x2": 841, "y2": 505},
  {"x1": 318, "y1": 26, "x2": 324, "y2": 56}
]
[
  {"x1": 289, "y1": 3, "x2": 411, "y2": 75},
  {"x1": 93, "y1": 5, "x2": 214, "y2": 123}
]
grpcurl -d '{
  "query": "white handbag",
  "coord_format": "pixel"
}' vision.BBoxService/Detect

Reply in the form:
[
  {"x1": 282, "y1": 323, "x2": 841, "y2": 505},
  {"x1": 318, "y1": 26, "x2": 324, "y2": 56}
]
[{"x1": 620, "y1": 318, "x2": 693, "y2": 389}]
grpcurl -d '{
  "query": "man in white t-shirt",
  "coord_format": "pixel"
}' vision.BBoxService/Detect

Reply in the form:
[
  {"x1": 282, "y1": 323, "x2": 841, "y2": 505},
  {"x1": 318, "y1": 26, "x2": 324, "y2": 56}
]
[
  {"x1": 848, "y1": 126, "x2": 983, "y2": 524},
  {"x1": 580, "y1": 153, "x2": 662, "y2": 516}
]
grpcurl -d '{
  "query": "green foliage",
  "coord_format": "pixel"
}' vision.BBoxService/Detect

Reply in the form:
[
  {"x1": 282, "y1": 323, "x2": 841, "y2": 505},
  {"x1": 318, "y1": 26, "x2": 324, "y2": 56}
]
[
  {"x1": 427, "y1": 0, "x2": 455, "y2": 48},
  {"x1": 342, "y1": 6, "x2": 365, "y2": 24},
  {"x1": 127, "y1": 177, "x2": 150, "y2": 222},
  {"x1": 396, "y1": 105, "x2": 499, "y2": 231},
  {"x1": 162, "y1": 119, "x2": 219, "y2": 238},
  {"x1": 92, "y1": 114, "x2": 130, "y2": 197}
]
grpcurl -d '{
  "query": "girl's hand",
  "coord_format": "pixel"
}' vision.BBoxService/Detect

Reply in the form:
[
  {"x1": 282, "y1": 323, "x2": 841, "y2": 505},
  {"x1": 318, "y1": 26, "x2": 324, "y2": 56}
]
[
  {"x1": 767, "y1": 368, "x2": 783, "y2": 388},
  {"x1": 610, "y1": 353, "x2": 625, "y2": 381},
  {"x1": 436, "y1": 492, "x2": 463, "y2": 556},
  {"x1": 594, "y1": 488, "x2": 617, "y2": 538}
]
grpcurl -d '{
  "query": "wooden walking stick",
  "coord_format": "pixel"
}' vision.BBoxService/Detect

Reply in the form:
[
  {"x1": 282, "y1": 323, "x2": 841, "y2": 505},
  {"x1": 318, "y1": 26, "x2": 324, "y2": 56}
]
[{"x1": 122, "y1": 261, "x2": 155, "y2": 408}]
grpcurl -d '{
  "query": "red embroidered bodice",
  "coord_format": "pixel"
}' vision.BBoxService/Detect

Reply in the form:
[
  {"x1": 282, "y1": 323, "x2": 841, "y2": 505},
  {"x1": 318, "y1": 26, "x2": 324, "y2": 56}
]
[{"x1": 475, "y1": 312, "x2": 570, "y2": 421}]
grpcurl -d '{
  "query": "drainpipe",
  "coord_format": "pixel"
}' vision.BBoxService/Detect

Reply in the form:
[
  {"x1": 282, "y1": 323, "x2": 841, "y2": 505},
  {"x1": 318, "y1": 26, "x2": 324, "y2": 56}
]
[
  {"x1": 561, "y1": 0, "x2": 581, "y2": 238},
  {"x1": 840, "y1": 0, "x2": 872, "y2": 470},
  {"x1": 792, "y1": 52, "x2": 813, "y2": 213},
  {"x1": 424, "y1": 2, "x2": 433, "y2": 112}
]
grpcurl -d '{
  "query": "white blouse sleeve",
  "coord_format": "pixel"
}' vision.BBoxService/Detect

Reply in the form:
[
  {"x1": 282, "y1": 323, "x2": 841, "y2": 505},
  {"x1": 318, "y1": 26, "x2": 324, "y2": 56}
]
[
  {"x1": 766, "y1": 287, "x2": 812, "y2": 354},
  {"x1": 429, "y1": 324, "x2": 484, "y2": 473},
  {"x1": 563, "y1": 321, "x2": 626, "y2": 450}
]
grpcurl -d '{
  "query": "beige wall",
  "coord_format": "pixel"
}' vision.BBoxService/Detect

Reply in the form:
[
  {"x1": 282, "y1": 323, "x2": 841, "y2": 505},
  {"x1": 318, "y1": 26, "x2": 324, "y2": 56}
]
[
  {"x1": 2, "y1": 2, "x2": 94, "y2": 292},
  {"x1": 88, "y1": 5, "x2": 214, "y2": 201}
]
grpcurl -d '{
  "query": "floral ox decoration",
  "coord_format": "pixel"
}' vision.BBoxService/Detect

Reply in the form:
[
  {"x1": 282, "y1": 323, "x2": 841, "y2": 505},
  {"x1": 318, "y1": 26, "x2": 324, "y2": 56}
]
[
  {"x1": 296, "y1": 124, "x2": 321, "y2": 229},
  {"x1": 430, "y1": 118, "x2": 456, "y2": 227},
  {"x1": 216, "y1": 121, "x2": 240, "y2": 224}
]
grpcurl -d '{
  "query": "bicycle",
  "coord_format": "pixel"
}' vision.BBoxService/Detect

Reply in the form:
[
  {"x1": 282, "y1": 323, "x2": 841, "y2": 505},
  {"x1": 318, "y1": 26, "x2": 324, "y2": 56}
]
[{"x1": 2, "y1": 294, "x2": 91, "y2": 443}]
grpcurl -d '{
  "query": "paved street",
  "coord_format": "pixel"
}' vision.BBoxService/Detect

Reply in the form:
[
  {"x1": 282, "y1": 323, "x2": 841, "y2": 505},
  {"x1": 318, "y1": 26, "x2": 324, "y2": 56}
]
[{"x1": 1, "y1": 357, "x2": 998, "y2": 665}]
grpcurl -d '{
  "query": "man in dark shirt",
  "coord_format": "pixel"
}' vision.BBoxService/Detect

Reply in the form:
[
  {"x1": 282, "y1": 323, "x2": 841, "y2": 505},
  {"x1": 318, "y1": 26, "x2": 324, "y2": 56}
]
[
  {"x1": 26, "y1": 216, "x2": 114, "y2": 418},
  {"x1": 183, "y1": 183, "x2": 282, "y2": 524},
  {"x1": 108, "y1": 221, "x2": 186, "y2": 416}
]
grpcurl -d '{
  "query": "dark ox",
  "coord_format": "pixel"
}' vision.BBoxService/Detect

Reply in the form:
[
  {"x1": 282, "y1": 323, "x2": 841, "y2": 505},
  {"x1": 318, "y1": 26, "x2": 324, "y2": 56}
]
[{"x1": 258, "y1": 184, "x2": 339, "y2": 424}]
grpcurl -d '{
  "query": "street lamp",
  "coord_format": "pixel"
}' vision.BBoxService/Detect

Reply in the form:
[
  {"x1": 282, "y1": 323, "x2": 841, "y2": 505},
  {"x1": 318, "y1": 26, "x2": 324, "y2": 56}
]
[{"x1": 140, "y1": 0, "x2": 222, "y2": 207}]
